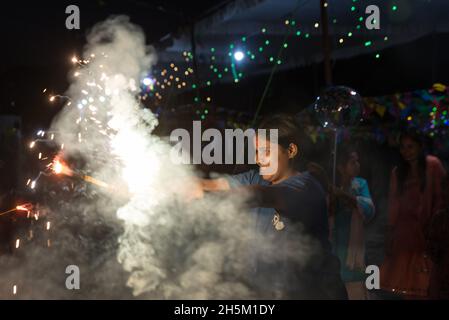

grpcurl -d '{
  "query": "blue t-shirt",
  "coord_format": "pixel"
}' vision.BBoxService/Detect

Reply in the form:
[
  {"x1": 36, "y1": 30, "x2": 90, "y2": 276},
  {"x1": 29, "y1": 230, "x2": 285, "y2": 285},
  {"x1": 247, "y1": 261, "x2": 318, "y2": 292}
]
[
  {"x1": 332, "y1": 177, "x2": 375, "y2": 282},
  {"x1": 227, "y1": 169, "x2": 332, "y2": 252},
  {"x1": 226, "y1": 169, "x2": 274, "y2": 235},
  {"x1": 226, "y1": 170, "x2": 344, "y2": 298}
]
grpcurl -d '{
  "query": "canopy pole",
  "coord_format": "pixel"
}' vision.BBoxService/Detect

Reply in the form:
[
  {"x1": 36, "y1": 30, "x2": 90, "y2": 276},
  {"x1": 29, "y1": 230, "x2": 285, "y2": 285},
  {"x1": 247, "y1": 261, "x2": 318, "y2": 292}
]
[{"x1": 320, "y1": 0, "x2": 333, "y2": 86}]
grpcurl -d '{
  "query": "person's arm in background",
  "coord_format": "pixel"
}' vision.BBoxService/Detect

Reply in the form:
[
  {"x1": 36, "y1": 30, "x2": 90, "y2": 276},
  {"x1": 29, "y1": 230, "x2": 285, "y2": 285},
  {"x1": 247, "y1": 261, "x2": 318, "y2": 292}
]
[
  {"x1": 424, "y1": 156, "x2": 447, "y2": 252},
  {"x1": 354, "y1": 178, "x2": 375, "y2": 222},
  {"x1": 429, "y1": 156, "x2": 447, "y2": 216},
  {"x1": 332, "y1": 187, "x2": 358, "y2": 211}
]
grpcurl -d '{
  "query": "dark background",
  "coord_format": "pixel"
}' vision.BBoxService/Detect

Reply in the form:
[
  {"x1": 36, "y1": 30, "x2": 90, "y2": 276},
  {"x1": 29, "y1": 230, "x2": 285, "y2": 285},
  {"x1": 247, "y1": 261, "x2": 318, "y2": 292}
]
[{"x1": 1, "y1": 0, "x2": 448, "y2": 137}]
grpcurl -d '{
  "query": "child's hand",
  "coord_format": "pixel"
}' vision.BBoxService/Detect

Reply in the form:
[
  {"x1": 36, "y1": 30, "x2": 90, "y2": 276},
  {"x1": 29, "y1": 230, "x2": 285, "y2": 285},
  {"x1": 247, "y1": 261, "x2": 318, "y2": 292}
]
[
  {"x1": 332, "y1": 187, "x2": 358, "y2": 209},
  {"x1": 183, "y1": 178, "x2": 205, "y2": 202}
]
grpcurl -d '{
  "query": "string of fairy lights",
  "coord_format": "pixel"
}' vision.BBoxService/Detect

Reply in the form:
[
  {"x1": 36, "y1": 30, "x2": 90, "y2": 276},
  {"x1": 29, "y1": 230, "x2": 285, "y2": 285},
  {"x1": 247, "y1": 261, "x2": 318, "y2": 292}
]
[
  {"x1": 5, "y1": 0, "x2": 445, "y2": 298},
  {"x1": 139, "y1": 0, "x2": 400, "y2": 121}
]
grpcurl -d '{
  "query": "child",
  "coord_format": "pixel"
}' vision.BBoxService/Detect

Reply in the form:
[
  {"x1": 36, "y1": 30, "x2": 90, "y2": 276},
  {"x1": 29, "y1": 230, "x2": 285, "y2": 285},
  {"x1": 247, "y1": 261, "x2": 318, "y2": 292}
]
[
  {"x1": 199, "y1": 114, "x2": 347, "y2": 299},
  {"x1": 330, "y1": 145, "x2": 375, "y2": 299}
]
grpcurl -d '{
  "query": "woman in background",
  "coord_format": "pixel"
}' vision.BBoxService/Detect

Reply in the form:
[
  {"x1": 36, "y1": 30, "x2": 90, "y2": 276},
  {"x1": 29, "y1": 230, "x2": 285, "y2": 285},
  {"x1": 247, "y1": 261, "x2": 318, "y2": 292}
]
[
  {"x1": 428, "y1": 175, "x2": 449, "y2": 299},
  {"x1": 330, "y1": 145, "x2": 375, "y2": 300},
  {"x1": 380, "y1": 130, "x2": 446, "y2": 299}
]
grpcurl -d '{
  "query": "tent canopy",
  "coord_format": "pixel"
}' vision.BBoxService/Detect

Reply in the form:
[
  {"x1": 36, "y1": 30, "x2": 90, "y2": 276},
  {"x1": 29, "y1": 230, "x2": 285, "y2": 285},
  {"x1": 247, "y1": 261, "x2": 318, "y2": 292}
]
[{"x1": 154, "y1": 0, "x2": 448, "y2": 84}]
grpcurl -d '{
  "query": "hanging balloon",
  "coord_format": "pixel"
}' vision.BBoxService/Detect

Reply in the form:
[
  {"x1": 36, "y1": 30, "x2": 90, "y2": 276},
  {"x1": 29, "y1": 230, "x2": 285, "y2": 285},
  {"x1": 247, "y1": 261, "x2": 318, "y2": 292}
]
[{"x1": 312, "y1": 86, "x2": 363, "y2": 128}]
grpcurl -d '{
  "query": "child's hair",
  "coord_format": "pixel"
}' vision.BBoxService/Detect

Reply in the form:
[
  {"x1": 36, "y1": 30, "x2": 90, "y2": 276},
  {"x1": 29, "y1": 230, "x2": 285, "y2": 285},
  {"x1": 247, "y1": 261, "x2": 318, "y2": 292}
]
[
  {"x1": 258, "y1": 114, "x2": 330, "y2": 191},
  {"x1": 336, "y1": 144, "x2": 357, "y2": 166}
]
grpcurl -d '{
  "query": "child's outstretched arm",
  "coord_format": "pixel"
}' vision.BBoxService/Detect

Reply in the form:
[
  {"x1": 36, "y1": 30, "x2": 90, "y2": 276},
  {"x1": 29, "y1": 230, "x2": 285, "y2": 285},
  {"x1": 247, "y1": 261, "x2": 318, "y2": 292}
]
[{"x1": 200, "y1": 178, "x2": 231, "y2": 192}]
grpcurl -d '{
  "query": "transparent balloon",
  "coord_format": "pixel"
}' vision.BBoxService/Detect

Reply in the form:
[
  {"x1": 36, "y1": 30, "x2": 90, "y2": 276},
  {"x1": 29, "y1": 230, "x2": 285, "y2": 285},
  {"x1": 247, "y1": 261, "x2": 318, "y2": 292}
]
[{"x1": 312, "y1": 86, "x2": 363, "y2": 128}]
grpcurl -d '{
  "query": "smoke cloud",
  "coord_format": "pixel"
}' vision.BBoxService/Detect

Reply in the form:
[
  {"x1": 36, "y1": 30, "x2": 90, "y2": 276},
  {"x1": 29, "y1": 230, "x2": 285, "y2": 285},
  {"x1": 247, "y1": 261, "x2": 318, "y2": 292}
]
[{"x1": 0, "y1": 16, "x2": 315, "y2": 299}]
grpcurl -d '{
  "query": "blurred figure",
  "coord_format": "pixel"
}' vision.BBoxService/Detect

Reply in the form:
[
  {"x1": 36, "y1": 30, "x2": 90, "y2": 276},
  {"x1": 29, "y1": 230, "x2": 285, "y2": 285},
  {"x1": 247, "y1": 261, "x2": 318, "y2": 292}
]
[
  {"x1": 428, "y1": 175, "x2": 449, "y2": 299},
  {"x1": 330, "y1": 145, "x2": 375, "y2": 299},
  {"x1": 380, "y1": 130, "x2": 446, "y2": 299}
]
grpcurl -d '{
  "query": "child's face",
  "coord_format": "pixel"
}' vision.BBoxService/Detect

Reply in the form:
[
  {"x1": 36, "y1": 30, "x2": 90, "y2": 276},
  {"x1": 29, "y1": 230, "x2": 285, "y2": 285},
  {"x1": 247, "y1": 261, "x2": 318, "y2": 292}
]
[
  {"x1": 254, "y1": 136, "x2": 291, "y2": 183},
  {"x1": 340, "y1": 152, "x2": 360, "y2": 179}
]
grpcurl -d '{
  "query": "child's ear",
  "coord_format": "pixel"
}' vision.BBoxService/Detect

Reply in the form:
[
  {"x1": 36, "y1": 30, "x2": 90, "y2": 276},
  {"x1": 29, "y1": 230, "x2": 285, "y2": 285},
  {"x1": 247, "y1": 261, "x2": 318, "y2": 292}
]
[{"x1": 288, "y1": 143, "x2": 298, "y2": 159}]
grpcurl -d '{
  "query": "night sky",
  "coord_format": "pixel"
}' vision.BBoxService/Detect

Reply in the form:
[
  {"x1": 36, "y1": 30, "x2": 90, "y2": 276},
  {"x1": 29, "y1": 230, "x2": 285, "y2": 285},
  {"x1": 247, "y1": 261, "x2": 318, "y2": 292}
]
[
  {"x1": 0, "y1": 0, "x2": 226, "y2": 135},
  {"x1": 1, "y1": 0, "x2": 449, "y2": 137}
]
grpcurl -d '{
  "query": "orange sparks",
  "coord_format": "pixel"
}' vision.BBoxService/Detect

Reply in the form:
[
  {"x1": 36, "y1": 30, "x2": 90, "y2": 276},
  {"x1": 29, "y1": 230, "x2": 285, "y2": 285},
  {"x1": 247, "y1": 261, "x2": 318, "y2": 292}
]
[
  {"x1": 52, "y1": 157, "x2": 73, "y2": 176},
  {"x1": 16, "y1": 203, "x2": 32, "y2": 212},
  {"x1": 51, "y1": 156, "x2": 110, "y2": 189},
  {"x1": 82, "y1": 175, "x2": 110, "y2": 189},
  {"x1": 53, "y1": 160, "x2": 63, "y2": 174},
  {"x1": 0, "y1": 203, "x2": 32, "y2": 217}
]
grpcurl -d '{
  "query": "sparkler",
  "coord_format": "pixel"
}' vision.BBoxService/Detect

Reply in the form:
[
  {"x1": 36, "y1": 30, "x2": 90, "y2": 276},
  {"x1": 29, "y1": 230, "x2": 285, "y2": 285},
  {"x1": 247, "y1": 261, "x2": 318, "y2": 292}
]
[
  {"x1": 51, "y1": 157, "x2": 73, "y2": 176},
  {"x1": 26, "y1": 53, "x2": 121, "y2": 192},
  {"x1": 14, "y1": 19, "x2": 208, "y2": 298},
  {"x1": 81, "y1": 175, "x2": 110, "y2": 189},
  {"x1": 0, "y1": 203, "x2": 33, "y2": 217},
  {"x1": 48, "y1": 94, "x2": 71, "y2": 103},
  {"x1": 50, "y1": 156, "x2": 110, "y2": 189},
  {"x1": 26, "y1": 152, "x2": 112, "y2": 192},
  {"x1": 11, "y1": 46, "x2": 142, "y2": 298}
]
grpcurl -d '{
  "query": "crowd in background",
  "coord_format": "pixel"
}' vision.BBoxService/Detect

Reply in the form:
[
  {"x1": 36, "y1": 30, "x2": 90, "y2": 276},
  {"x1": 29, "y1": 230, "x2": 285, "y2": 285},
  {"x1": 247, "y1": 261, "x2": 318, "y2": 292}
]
[{"x1": 200, "y1": 114, "x2": 449, "y2": 300}]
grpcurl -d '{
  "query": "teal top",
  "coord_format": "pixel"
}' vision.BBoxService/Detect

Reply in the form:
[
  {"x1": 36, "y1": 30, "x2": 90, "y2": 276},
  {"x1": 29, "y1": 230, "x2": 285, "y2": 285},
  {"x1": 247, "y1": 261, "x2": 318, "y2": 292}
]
[{"x1": 332, "y1": 177, "x2": 375, "y2": 283}]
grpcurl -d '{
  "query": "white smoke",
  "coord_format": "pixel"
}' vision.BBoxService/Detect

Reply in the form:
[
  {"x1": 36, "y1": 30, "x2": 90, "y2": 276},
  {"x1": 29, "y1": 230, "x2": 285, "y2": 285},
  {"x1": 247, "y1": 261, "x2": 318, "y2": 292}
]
[{"x1": 46, "y1": 16, "x2": 315, "y2": 299}]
